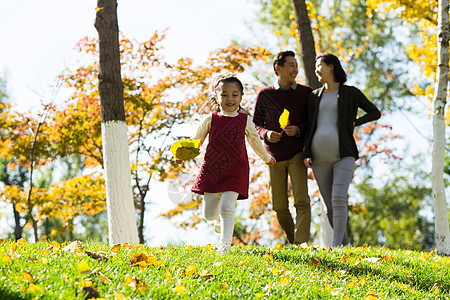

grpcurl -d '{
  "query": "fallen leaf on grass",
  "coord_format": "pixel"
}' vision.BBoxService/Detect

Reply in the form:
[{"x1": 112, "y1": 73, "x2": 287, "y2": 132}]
[
  {"x1": 164, "y1": 270, "x2": 173, "y2": 281},
  {"x1": 23, "y1": 271, "x2": 33, "y2": 282},
  {"x1": 362, "y1": 257, "x2": 381, "y2": 263},
  {"x1": 62, "y1": 241, "x2": 83, "y2": 254},
  {"x1": 98, "y1": 271, "x2": 112, "y2": 284},
  {"x1": 77, "y1": 260, "x2": 92, "y2": 274},
  {"x1": 53, "y1": 241, "x2": 61, "y2": 254},
  {"x1": 81, "y1": 286, "x2": 99, "y2": 299},
  {"x1": 185, "y1": 264, "x2": 196, "y2": 276},
  {"x1": 174, "y1": 284, "x2": 187, "y2": 294},
  {"x1": 111, "y1": 244, "x2": 122, "y2": 253},
  {"x1": 3, "y1": 254, "x2": 12, "y2": 263},
  {"x1": 80, "y1": 279, "x2": 93, "y2": 287},
  {"x1": 113, "y1": 291, "x2": 127, "y2": 300},
  {"x1": 309, "y1": 258, "x2": 321, "y2": 266},
  {"x1": 28, "y1": 283, "x2": 43, "y2": 293},
  {"x1": 85, "y1": 251, "x2": 108, "y2": 262}
]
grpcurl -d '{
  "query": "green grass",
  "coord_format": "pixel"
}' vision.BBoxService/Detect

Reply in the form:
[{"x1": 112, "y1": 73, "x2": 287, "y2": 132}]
[{"x1": 0, "y1": 240, "x2": 449, "y2": 299}]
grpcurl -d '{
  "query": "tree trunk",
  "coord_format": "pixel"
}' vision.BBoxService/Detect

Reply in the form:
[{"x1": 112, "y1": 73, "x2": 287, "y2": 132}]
[
  {"x1": 291, "y1": 0, "x2": 332, "y2": 246},
  {"x1": 138, "y1": 197, "x2": 145, "y2": 244},
  {"x1": 94, "y1": 0, "x2": 139, "y2": 245},
  {"x1": 432, "y1": 0, "x2": 450, "y2": 255},
  {"x1": 12, "y1": 202, "x2": 23, "y2": 240},
  {"x1": 290, "y1": 0, "x2": 321, "y2": 89}
]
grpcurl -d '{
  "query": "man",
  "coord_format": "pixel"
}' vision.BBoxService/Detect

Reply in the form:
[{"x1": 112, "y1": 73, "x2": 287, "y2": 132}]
[{"x1": 253, "y1": 50, "x2": 312, "y2": 244}]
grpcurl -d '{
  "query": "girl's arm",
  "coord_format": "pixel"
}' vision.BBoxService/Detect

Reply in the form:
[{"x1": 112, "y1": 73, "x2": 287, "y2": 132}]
[
  {"x1": 192, "y1": 115, "x2": 212, "y2": 147},
  {"x1": 245, "y1": 116, "x2": 276, "y2": 164}
]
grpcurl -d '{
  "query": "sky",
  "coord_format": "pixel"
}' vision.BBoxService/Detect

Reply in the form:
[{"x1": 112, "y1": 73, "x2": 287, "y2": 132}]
[{"x1": 0, "y1": 0, "x2": 436, "y2": 245}]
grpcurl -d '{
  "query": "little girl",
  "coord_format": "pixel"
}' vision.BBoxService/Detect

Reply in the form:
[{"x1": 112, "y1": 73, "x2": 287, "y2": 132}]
[{"x1": 191, "y1": 75, "x2": 276, "y2": 253}]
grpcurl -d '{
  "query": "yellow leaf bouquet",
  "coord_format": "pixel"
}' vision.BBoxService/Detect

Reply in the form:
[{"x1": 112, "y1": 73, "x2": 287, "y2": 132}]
[
  {"x1": 279, "y1": 109, "x2": 290, "y2": 128},
  {"x1": 170, "y1": 139, "x2": 201, "y2": 160}
]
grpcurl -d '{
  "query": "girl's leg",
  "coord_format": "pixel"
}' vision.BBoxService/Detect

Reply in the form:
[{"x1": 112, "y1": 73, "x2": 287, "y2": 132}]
[
  {"x1": 331, "y1": 157, "x2": 355, "y2": 247},
  {"x1": 203, "y1": 192, "x2": 220, "y2": 222},
  {"x1": 218, "y1": 191, "x2": 238, "y2": 249}
]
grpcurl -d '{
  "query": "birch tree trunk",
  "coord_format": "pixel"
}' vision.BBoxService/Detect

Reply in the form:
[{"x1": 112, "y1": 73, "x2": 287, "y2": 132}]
[
  {"x1": 432, "y1": 0, "x2": 450, "y2": 255},
  {"x1": 291, "y1": 0, "x2": 332, "y2": 247},
  {"x1": 94, "y1": 0, "x2": 139, "y2": 245}
]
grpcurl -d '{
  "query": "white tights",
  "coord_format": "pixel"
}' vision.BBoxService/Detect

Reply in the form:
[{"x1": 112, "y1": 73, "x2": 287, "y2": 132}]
[{"x1": 203, "y1": 191, "x2": 238, "y2": 245}]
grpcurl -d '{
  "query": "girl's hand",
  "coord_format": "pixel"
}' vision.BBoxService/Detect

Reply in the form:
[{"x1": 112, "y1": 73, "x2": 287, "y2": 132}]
[
  {"x1": 268, "y1": 156, "x2": 276, "y2": 164},
  {"x1": 303, "y1": 158, "x2": 311, "y2": 168}
]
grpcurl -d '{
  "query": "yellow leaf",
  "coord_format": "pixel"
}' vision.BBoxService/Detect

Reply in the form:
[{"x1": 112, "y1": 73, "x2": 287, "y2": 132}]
[
  {"x1": 174, "y1": 285, "x2": 186, "y2": 294},
  {"x1": 23, "y1": 271, "x2": 33, "y2": 282},
  {"x1": 164, "y1": 270, "x2": 173, "y2": 281},
  {"x1": 274, "y1": 244, "x2": 284, "y2": 250},
  {"x1": 255, "y1": 292, "x2": 264, "y2": 298},
  {"x1": 53, "y1": 241, "x2": 61, "y2": 254},
  {"x1": 205, "y1": 244, "x2": 212, "y2": 251},
  {"x1": 324, "y1": 283, "x2": 330, "y2": 290},
  {"x1": 111, "y1": 244, "x2": 121, "y2": 253},
  {"x1": 186, "y1": 264, "x2": 196, "y2": 276},
  {"x1": 170, "y1": 139, "x2": 201, "y2": 160},
  {"x1": 3, "y1": 254, "x2": 12, "y2": 263},
  {"x1": 279, "y1": 109, "x2": 290, "y2": 128},
  {"x1": 221, "y1": 282, "x2": 228, "y2": 290},
  {"x1": 280, "y1": 277, "x2": 289, "y2": 286},
  {"x1": 80, "y1": 279, "x2": 93, "y2": 287},
  {"x1": 95, "y1": 7, "x2": 104, "y2": 12},
  {"x1": 114, "y1": 291, "x2": 128, "y2": 300},
  {"x1": 77, "y1": 260, "x2": 92, "y2": 274},
  {"x1": 28, "y1": 283, "x2": 43, "y2": 293}
]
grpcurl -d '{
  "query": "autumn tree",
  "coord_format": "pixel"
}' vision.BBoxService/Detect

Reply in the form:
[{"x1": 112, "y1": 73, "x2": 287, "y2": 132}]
[
  {"x1": 0, "y1": 77, "x2": 27, "y2": 241},
  {"x1": 53, "y1": 30, "x2": 273, "y2": 244}
]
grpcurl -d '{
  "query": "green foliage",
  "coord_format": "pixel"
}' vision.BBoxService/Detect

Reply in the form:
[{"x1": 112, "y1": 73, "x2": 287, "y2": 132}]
[
  {"x1": 350, "y1": 160, "x2": 434, "y2": 250},
  {"x1": 255, "y1": 0, "x2": 418, "y2": 112},
  {"x1": 0, "y1": 240, "x2": 448, "y2": 299}
]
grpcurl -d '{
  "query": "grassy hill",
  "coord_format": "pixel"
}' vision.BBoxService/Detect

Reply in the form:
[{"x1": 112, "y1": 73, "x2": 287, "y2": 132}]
[{"x1": 0, "y1": 239, "x2": 448, "y2": 299}]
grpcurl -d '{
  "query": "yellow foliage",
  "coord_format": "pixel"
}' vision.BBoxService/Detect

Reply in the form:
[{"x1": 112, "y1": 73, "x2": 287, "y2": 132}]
[{"x1": 279, "y1": 109, "x2": 290, "y2": 128}]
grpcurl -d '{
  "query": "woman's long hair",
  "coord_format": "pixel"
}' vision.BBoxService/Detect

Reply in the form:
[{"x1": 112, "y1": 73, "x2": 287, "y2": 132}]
[{"x1": 316, "y1": 53, "x2": 347, "y2": 84}]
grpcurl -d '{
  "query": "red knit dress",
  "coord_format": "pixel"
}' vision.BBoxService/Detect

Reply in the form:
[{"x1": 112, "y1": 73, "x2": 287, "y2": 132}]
[{"x1": 191, "y1": 112, "x2": 250, "y2": 200}]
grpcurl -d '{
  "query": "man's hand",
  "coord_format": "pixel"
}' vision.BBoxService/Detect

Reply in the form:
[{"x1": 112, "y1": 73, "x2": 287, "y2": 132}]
[
  {"x1": 266, "y1": 131, "x2": 283, "y2": 143},
  {"x1": 282, "y1": 125, "x2": 299, "y2": 137}
]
